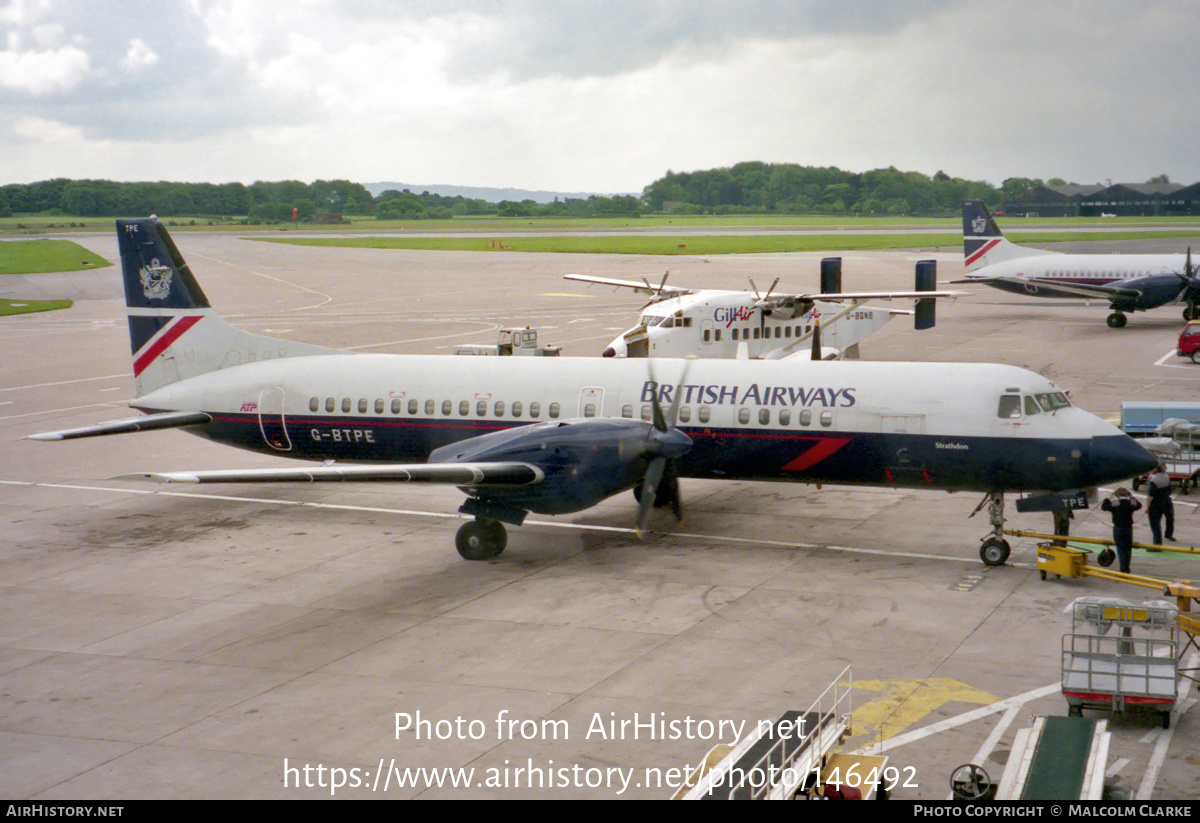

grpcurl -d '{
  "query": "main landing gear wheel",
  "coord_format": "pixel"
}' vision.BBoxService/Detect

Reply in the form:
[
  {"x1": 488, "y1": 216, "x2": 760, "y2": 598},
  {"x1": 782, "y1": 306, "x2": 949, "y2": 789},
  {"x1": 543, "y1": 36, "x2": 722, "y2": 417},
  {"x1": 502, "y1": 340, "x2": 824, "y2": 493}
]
[
  {"x1": 979, "y1": 537, "x2": 1011, "y2": 566},
  {"x1": 1106, "y1": 312, "x2": 1128, "y2": 328},
  {"x1": 950, "y1": 763, "x2": 995, "y2": 801},
  {"x1": 455, "y1": 519, "x2": 507, "y2": 560}
]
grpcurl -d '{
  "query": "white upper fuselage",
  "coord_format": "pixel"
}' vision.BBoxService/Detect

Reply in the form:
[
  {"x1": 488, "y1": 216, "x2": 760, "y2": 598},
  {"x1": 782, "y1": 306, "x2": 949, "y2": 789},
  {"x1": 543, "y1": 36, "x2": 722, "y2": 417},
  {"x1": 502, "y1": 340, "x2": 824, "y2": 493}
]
[
  {"x1": 138, "y1": 353, "x2": 1111, "y2": 454},
  {"x1": 963, "y1": 251, "x2": 1189, "y2": 287},
  {"x1": 603, "y1": 291, "x2": 894, "y2": 360}
]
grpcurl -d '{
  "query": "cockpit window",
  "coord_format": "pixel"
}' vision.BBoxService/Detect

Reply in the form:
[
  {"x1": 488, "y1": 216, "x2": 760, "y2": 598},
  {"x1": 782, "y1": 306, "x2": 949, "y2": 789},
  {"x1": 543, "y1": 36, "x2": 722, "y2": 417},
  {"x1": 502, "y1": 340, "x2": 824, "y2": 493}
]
[
  {"x1": 1023, "y1": 396, "x2": 1040, "y2": 415},
  {"x1": 998, "y1": 394, "x2": 1021, "y2": 419},
  {"x1": 1035, "y1": 392, "x2": 1071, "y2": 412}
]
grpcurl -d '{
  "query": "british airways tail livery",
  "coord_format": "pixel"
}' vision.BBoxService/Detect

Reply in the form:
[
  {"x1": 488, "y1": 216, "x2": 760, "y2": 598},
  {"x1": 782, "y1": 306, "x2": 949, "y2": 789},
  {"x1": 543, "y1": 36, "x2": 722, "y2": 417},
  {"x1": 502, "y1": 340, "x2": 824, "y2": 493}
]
[
  {"x1": 955, "y1": 200, "x2": 1200, "y2": 327},
  {"x1": 27, "y1": 218, "x2": 1156, "y2": 565}
]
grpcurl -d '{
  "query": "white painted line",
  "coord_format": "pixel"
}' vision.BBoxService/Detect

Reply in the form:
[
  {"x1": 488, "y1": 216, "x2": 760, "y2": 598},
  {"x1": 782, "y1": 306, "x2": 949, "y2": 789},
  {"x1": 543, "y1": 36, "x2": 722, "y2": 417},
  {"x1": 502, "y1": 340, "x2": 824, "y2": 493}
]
[
  {"x1": 855, "y1": 683, "x2": 1060, "y2": 756},
  {"x1": 0, "y1": 478, "x2": 996, "y2": 565}
]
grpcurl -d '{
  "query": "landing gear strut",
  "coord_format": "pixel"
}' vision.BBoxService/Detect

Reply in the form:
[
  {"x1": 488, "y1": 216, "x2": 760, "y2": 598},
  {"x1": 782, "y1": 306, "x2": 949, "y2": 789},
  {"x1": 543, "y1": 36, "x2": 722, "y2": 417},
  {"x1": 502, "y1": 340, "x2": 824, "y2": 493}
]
[
  {"x1": 973, "y1": 492, "x2": 1011, "y2": 566},
  {"x1": 455, "y1": 518, "x2": 507, "y2": 560}
]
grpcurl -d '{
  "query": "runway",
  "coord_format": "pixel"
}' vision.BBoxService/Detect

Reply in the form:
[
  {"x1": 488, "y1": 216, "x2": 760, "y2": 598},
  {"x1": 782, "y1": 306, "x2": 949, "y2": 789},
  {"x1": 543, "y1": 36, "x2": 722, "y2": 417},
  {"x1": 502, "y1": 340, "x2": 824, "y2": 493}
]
[{"x1": 2, "y1": 230, "x2": 1198, "y2": 799}]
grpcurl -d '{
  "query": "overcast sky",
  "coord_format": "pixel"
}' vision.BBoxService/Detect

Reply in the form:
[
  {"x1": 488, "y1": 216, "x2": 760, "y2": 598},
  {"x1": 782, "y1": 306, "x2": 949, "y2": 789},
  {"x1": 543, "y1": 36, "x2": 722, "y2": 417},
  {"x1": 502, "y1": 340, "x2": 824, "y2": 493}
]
[{"x1": 4, "y1": 0, "x2": 1200, "y2": 193}]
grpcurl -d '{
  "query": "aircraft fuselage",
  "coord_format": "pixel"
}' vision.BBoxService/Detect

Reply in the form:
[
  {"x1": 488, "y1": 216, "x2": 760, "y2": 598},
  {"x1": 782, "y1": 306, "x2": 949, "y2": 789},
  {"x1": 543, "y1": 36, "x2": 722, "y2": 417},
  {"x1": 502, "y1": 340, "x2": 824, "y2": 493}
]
[{"x1": 137, "y1": 351, "x2": 1151, "y2": 503}]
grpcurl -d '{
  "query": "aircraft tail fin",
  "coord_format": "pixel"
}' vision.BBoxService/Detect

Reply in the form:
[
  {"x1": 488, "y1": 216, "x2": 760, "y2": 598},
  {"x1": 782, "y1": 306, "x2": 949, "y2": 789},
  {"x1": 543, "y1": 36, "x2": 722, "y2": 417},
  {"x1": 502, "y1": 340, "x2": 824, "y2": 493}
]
[
  {"x1": 962, "y1": 200, "x2": 1044, "y2": 272},
  {"x1": 117, "y1": 217, "x2": 344, "y2": 397}
]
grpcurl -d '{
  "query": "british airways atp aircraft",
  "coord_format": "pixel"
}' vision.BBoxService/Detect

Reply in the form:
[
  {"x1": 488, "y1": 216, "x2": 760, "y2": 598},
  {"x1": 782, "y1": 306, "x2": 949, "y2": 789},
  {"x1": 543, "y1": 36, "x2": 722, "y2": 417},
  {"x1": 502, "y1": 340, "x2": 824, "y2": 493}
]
[
  {"x1": 954, "y1": 199, "x2": 1199, "y2": 328},
  {"x1": 27, "y1": 219, "x2": 1156, "y2": 565}
]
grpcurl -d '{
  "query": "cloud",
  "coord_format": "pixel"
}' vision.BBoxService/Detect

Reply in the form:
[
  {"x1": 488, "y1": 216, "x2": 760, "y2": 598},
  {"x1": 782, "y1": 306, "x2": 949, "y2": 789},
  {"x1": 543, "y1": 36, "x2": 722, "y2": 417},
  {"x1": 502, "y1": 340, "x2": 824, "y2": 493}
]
[
  {"x1": 2, "y1": 1, "x2": 1200, "y2": 191},
  {"x1": 0, "y1": 31, "x2": 90, "y2": 94},
  {"x1": 120, "y1": 38, "x2": 159, "y2": 72}
]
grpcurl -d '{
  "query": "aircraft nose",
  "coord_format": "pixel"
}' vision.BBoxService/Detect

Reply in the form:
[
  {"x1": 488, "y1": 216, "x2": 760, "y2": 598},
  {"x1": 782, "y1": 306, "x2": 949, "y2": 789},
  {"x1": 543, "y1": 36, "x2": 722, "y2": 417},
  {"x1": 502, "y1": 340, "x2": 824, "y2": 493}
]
[{"x1": 1086, "y1": 433, "x2": 1158, "y2": 487}]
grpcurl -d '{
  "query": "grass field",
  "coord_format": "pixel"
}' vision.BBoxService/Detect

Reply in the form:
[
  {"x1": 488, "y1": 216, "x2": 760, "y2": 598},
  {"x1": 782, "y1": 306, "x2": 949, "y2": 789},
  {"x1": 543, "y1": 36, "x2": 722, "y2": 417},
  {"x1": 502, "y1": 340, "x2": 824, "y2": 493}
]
[
  {"x1": 0, "y1": 298, "x2": 73, "y2": 317},
  {"x1": 0, "y1": 239, "x2": 111, "y2": 274},
  {"x1": 5, "y1": 211, "x2": 1200, "y2": 236},
  {"x1": 256, "y1": 229, "x2": 1200, "y2": 256}
]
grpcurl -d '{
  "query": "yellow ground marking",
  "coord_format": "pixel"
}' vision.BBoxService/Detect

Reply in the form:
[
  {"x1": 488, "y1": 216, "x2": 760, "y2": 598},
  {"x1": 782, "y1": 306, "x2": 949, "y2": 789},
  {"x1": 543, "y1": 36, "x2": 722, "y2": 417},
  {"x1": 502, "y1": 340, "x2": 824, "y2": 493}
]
[{"x1": 849, "y1": 678, "x2": 998, "y2": 743}]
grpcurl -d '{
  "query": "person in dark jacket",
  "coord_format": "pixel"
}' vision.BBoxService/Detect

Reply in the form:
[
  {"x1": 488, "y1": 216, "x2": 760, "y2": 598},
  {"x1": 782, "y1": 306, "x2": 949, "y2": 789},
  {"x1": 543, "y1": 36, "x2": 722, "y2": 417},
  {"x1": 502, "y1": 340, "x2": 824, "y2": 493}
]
[
  {"x1": 1101, "y1": 488, "x2": 1142, "y2": 573},
  {"x1": 1146, "y1": 465, "x2": 1175, "y2": 546}
]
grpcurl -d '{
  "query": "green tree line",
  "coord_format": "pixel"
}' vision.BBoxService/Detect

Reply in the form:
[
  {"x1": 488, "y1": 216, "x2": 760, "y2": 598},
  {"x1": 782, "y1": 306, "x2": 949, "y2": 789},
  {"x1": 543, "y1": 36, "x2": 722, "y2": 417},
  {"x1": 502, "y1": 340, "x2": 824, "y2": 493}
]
[
  {"x1": 642, "y1": 162, "x2": 1002, "y2": 215},
  {"x1": 0, "y1": 165, "x2": 1106, "y2": 222}
]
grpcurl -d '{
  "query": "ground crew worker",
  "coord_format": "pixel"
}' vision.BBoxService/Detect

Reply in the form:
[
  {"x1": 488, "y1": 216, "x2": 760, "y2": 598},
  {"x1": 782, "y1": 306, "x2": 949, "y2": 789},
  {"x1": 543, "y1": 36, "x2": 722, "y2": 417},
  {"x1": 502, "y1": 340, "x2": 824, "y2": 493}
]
[
  {"x1": 1101, "y1": 488, "x2": 1141, "y2": 573},
  {"x1": 1146, "y1": 465, "x2": 1175, "y2": 546}
]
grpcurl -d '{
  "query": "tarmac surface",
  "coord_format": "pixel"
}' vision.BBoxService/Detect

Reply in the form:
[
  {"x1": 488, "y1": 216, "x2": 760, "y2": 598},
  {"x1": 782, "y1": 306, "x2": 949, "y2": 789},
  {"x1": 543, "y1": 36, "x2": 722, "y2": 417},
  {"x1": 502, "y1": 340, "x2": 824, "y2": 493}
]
[{"x1": 2, "y1": 229, "x2": 1199, "y2": 799}]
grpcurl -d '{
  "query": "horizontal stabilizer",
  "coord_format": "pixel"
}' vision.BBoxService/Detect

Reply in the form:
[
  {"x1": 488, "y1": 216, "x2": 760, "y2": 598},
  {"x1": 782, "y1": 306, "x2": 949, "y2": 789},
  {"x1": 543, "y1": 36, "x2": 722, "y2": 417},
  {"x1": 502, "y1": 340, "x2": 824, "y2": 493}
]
[
  {"x1": 114, "y1": 462, "x2": 545, "y2": 486},
  {"x1": 25, "y1": 411, "x2": 212, "y2": 441}
]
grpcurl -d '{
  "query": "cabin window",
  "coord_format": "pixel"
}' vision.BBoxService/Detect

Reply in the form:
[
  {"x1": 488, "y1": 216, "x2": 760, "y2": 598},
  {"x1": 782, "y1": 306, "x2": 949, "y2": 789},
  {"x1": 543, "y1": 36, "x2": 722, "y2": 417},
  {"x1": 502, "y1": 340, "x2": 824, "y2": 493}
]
[
  {"x1": 357, "y1": 398, "x2": 367, "y2": 414},
  {"x1": 408, "y1": 399, "x2": 418, "y2": 415},
  {"x1": 512, "y1": 401, "x2": 523, "y2": 417},
  {"x1": 309, "y1": 397, "x2": 319, "y2": 412},
  {"x1": 442, "y1": 400, "x2": 453, "y2": 415},
  {"x1": 698, "y1": 406, "x2": 711, "y2": 424},
  {"x1": 477, "y1": 400, "x2": 487, "y2": 416},
  {"x1": 549, "y1": 402, "x2": 560, "y2": 419},
  {"x1": 391, "y1": 399, "x2": 401, "y2": 414},
  {"x1": 820, "y1": 410, "x2": 833, "y2": 427},
  {"x1": 779, "y1": 409, "x2": 791, "y2": 425},
  {"x1": 679, "y1": 406, "x2": 691, "y2": 423},
  {"x1": 459, "y1": 400, "x2": 470, "y2": 416},
  {"x1": 799, "y1": 409, "x2": 812, "y2": 427},
  {"x1": 998, "y1": 394, "x2": 1021, "y2": 419},
  {"x1": 775, "y1": 328, "x2": 782, "y2": 339},
  {"x1": 703, "y1": 329, "x2": 711, "y2": 342},
  {"x1": 325, "y1": 397, "x2": 335, "y2": 413},
  {"x1": 494, "y1": 401, "x2": 505, "y2": 417},
  {"x1": 342, "y1": 398, "x2": 352, "y2": 413},
  {"x1": 622, "y1": 404, "x2": 633, "y2": 418},
  {"x1": 530, "y1": 402, "x2": 541, "y2": 417},
  {"x1": 641, "y1": 405, "x2": 652, "y2": 421},
  {"x1": 738, "y1": 408, "x2": 750, "y2": 425},
  {"x1": 758, "y1": 409, "x2": 770, "y2": 425},
  {"x1": 375, "y1": 399, "x2": 384, "y2": 414},
  {"x1": 753, "y1": 327, "x2": 761, "y2": 340},
  {"x1": 425, "y1": 399, "x2": 435, "y2": 415},
  {"x1": 714, "y1": 330, "x2": 722, "y2": 341},
  {"x1": 583, "y1": 403, "x2": 596, "y2": 417},
  {"x1": 784, "y1": 327, "x2": 791, "y2": 338},
  {"x1": 732, "y1": 329, "x2": 739, "y2": 341}
]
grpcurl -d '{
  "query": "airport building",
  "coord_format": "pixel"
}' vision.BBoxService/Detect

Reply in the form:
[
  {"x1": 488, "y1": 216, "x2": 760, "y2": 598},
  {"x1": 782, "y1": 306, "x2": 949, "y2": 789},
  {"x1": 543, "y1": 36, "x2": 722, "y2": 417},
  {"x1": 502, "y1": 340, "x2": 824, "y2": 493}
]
[{"x1": 1003, "y1": 181, "x2": 1199, "y2": 217}]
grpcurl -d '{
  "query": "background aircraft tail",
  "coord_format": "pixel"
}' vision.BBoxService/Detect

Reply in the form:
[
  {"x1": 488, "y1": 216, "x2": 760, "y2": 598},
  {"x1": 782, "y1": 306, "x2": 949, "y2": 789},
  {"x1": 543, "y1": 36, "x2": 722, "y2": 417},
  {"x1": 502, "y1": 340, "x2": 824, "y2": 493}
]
[
  {"x1": 118, "y1": 217, "x2": 344, "y2": 397},
  {"x1": 962, "y1": 200, "x2": 1045, "y2": 272}
]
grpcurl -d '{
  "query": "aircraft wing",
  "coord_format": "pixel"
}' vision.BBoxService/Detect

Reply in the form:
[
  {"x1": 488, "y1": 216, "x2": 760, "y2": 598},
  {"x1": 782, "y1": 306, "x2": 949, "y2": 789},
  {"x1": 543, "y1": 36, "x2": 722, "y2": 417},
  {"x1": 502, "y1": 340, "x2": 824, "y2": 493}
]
[
  {"x1": 115, "y1": 462, "x2": 544, "y2": 486},
  {"x1": 563, "y1": 274, "x2": 693, "y2": 296},
  {"x1": 952, "y1": 275, "x2": 1146, "y2": 300},
  {"x1": 801, "y1": 289, "x2": 966, "y2": 301},
  {"x1": 1013, "y1": 280, "x2": 1144, "y2": 300},
  {"x1": 24, "y1": 411, "x2": 213, "y2": 441}
]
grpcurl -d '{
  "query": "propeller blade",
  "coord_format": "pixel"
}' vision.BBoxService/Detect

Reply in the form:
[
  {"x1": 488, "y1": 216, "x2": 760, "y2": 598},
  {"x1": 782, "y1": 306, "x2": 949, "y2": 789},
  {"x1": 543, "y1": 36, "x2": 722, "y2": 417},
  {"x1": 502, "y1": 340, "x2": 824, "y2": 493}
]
[
  {"x1": 811, "y1": 318, "x2": 822, "y2": 360},
  {"x1": 636, "y1": 456, "x2": 667, "y2": 536}
]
